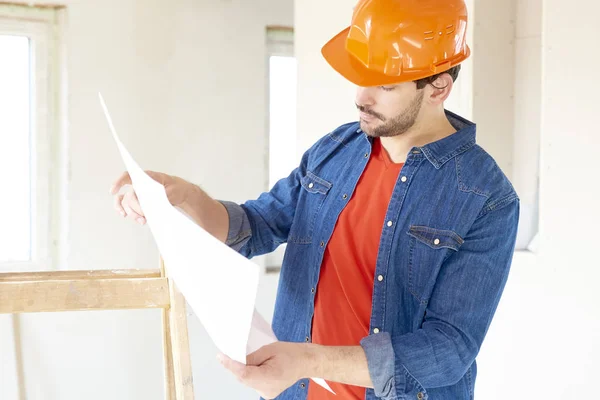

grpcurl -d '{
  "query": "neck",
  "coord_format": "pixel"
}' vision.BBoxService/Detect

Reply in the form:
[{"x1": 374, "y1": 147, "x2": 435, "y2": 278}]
[{"x1": 380, "y1": 108, "x2": 456, "y2": 164}]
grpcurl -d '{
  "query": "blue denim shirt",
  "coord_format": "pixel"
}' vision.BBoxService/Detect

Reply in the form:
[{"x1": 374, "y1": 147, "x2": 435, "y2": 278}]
[{"x1": 220, "y1": 111, "x2": 519, "y2": 400}]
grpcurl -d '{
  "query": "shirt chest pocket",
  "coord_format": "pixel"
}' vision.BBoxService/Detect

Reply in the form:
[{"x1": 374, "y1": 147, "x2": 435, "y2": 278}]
[
  {"x1": 406, "y1": 225, "x2": 465, "y2": 303},
  {"x1": 288, "y1": 171, "x2": 332, "y2": 244}
]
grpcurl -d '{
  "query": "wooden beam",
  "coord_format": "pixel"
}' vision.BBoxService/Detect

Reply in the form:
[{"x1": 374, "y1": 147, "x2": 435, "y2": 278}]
[
  {"x1": 0, "y1": 1, "x2": 66, "y2": 9},
  {"x1": 266, "y1": 25, "x2": 294, "y2": 32},
  {"x1": 0, "y1": 277, "x2": 169, "y2": 314},
  {"x1": 11, "y1": 314, "x2": 26, "y2": 400},
  {"x1": 0, "y1": 269, "x2": 162, "y2": 282},
  {"x1": 169, "y1": 281, "x2": 195, "y2": 399},
  {"x1": 161, "y1": 260, "x2": 177, "y2": 400}
]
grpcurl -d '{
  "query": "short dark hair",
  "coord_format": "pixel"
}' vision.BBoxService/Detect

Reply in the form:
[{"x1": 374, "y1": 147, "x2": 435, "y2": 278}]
[{"x1": 414, "y1": 64, "x2": 461, "y2": 90}]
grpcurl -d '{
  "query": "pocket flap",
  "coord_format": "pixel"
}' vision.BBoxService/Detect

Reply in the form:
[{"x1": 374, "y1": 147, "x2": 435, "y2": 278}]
[
  {"x1": 301, "y1": 171, "x2": 332, "y2": 195},
  {"x1": 408, "y1": 225, "x2": 464, "y2": 251}
]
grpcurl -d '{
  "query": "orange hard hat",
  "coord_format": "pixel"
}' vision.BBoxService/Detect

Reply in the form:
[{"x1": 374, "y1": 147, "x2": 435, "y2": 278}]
[{"x1": 322, "y1": 0, "x2": 471, "y2": 87}]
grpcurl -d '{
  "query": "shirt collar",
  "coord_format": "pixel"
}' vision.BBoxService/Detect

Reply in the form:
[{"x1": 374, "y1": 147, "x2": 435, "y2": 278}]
[
  {"x1": 359, "y1": 109, "x2": 477, "y2": 169},
  {"x1": 420, "y1": 110, "x2": 476, "y2": 169}
]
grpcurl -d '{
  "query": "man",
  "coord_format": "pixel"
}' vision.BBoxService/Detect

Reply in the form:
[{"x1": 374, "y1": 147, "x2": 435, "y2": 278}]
[{"x1": 110, "y1": 0, "x2": 519, "y2": 399}]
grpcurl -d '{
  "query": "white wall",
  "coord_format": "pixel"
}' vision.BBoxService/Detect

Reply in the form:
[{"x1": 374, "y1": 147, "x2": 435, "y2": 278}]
[
  {"x1": 295, "y1": 0, "x2": 600, "y2": 399},
  {"x1": 477, "y1": 0, "x2": 600, "y2": 397},
  {"x1": 294, "y1": 0, "x2": 355, "y2": 155},
  {"x1": 471, "y1": 0, "x2": 517, "y2": 179},
  {"x1": 0, "y1": 314, "x2": 21, "y2": 400},
  {"x1": 3, "y1": 0, "x2": 291, "y2": 399}
]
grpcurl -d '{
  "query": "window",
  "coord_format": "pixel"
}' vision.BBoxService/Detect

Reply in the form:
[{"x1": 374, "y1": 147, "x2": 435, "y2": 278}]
[
  {"x1": 0, "y1": 4, "x2": 63, "y2": 271},
  {"x1": 0, "y1": 35, "x2": 31, "y2": 263},
  {"x1": 266, "y1": 27, "x2": 296, "y2": 190},
  {"x1": 265, "y1": 26, "x2": 295, "y2": 272}
]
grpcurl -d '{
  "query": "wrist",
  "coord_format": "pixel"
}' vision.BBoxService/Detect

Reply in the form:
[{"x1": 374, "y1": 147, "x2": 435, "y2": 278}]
[
  {"x1": 180, "y1": 183, "x2": 211, "y2": 218},
  {"x1": 180, "y1": 182, "x2": 202, "y2": 208},
  {"x1": 178, "y1": 184, "x2": 208, "y2": 225},
  {"x1": 302, "y1": 343, "x2": 325, "y2": 379}
]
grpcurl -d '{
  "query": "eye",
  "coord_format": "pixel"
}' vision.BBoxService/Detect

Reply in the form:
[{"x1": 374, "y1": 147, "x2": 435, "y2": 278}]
[{"x1": 379, "y1": 86, "x2": 395, "y2": 92}]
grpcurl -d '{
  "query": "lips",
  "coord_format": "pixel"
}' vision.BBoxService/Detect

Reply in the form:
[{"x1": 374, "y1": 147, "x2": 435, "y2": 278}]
[{"x1": 360, "y1": 111, "x2": 376, "y2": 121}]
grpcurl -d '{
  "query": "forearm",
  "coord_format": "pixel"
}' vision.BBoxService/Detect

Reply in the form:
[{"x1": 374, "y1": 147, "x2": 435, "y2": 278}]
[
  {"x1": 179, "y1": 184, "x2": 229, "y2": 243},
  {"x1": 306, "y1": 345, "x2": 373, "y2": 389}
]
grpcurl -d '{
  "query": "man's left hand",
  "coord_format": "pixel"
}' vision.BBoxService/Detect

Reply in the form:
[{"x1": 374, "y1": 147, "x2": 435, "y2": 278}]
[{"x1": 218, "y1": 341, "x2": 318, "y2": 399}]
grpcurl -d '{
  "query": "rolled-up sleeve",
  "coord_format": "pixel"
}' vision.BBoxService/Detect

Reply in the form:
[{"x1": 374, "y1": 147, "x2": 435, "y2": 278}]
[
  {"x1": 361, "y1": 196, "x2": 519, "y2": 399},
  {"x1": 360, "y1": 332, "x2": 396, "y2": 399},
  {"x1": 219, "y1": 200, "x2": 252, "y2": 252}
]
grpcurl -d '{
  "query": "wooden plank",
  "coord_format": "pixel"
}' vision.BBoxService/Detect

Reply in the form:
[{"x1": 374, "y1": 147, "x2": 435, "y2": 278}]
[
  {"x1": 0, "y1": 269, "x2": 161, "y2": 282},
  {"x1": 160, "y1": 260, "x2": 176, "y2": 400},
  {"x1": 0, "y1": 278, "x2": 169, "y2": 314},
  {"x1": 12, "y1": 314, "x2": 26, "y2": 400},
  {"x1": 266, "y1": 25, "x2": 293, "y2": 32},
  {"x1": 168, "y1": 280, "x2": 195, "y2": 399},
  {"x1": 162, "y1": 307, "x2": 177, "y2": 400},
  {"x1": 0, "y1": 2, "x2": 66, "y2": 10}
]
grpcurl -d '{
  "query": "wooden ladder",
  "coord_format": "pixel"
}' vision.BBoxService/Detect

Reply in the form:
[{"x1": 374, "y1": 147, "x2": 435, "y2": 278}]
[{"x1": 0, "y1": 259, "x2": 194, "y2": 399}]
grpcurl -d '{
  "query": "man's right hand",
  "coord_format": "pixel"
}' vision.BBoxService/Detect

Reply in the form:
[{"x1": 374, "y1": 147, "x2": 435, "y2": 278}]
[{"x1": 109, "y1": 171, "x2": 194, "y2": 225}]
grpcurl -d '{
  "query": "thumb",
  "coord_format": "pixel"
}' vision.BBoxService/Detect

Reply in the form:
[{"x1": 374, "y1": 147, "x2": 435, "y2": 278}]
[
  {"x1": 246, "y1": 344, "x2": 274, "y2": 366},
  {"x1": 145, "y1": 170, "x2": 167, "y2": 185},
  {"x1": 110, "y1": 171, "x2": 131, "y2": 194}
]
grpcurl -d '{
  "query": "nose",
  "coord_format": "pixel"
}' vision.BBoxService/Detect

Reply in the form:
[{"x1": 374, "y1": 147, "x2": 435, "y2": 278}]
[{"x1": 355, "y1": 86, "x2": 376, "y2": 108}]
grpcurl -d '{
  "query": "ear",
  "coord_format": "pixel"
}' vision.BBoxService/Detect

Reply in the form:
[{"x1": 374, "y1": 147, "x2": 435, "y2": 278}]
[{"x1": 426, "y1": 72, "x2": 454, "y2": 105}]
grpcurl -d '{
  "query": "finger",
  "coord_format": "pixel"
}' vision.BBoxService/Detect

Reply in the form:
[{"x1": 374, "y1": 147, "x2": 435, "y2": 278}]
[
  {"x1": 113, "y1": 194, "x2": 126, "y2": 217},
  {"x1": 144, "y1": 170, "x2": 165, "y2": 184},
  {"x1": 128, "y1": 192, "x2": 146, "y2": 225},
  {"x1": 217, "y1": 354, "x2": 257, "y2": 383},
  {"x1": 122, "y1": 202, "x2": 142, "y2": 220},
  {"x1": 218, "y1": 354, "x2": 245, "y2": 376},
  {"x1": 121, "y1": 193, "x2": 145, "y2": 224},
  {"x1": 129, "y1": 192, "x2": 146, "y2": 225},
  {"x1": 125, "y1": 191, "x2": 144, "y2": 215},
  {"x1": 110, "y1": 171, "x2": 132, "y2": 194},
  {"x1": 124, "y1": 205, "x2": 146, "y2": 225}
]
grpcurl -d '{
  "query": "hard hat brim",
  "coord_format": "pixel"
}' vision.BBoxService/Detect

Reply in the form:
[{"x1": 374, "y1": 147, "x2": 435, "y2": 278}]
[
  {"x1": 321, "y1": 27, "x2": 469, "y2": 87},
  {"x1": 321, "y1": 27, "x2": 404, "y2": 87}
]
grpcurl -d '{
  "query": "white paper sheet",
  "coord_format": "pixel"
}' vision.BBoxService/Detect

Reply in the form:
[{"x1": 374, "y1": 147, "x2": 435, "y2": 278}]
[{"x1": 99, "y1": 93, "x2": 334, "y2": 394}]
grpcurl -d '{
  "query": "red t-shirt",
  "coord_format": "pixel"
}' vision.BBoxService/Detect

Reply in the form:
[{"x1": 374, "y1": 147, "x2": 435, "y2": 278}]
[{"x1": 308, "y1": 138, "x2": 404, "y2": 399}]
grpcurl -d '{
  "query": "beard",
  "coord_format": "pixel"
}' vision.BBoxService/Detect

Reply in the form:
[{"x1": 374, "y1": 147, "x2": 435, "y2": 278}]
[{"x1": 358, "y1": 90, "x2": 425, "y2": 138}]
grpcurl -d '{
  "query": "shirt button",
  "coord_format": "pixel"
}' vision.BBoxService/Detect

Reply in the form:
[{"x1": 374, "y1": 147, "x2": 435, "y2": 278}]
[
  {"x1": 342, "y1": 194, "x2": 348, "y2": 200},
  {"x1": 378, "y1": 275, "x2": 384, "y2": 282},
  {"x1": 373, "y1": 328, "x2": 380, "y2": 334},
  {"x1": 434, "y1": 239, "x2": 440, "y2": 245},
  {"x1": 311, "y1": 287, "x2": 315, "y2": 293},
  {"x1": 364, "y1": 152, "x2": 369, "y2": 158},
  {"x1": 320, "y1": 241, "x2": 325, "y2": 247},
  {"x1": 301, "y1": 383, "x2": 306, "y2": 389},
  {"x1": 417, "y1": 392, "x2": 424, "y2": 399},
  {"x1": 387, "y1": 221, "x2": 393, "y2": 227},
  {"x1": 308, "y1": 183, "x2": 314, "y2": 189},
  {"x1": 401, "y1": 176, "x2": 407, "y2": 183},
  {"x1": 305, "y1": 336, "x2": 310, "y2": 342}
]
